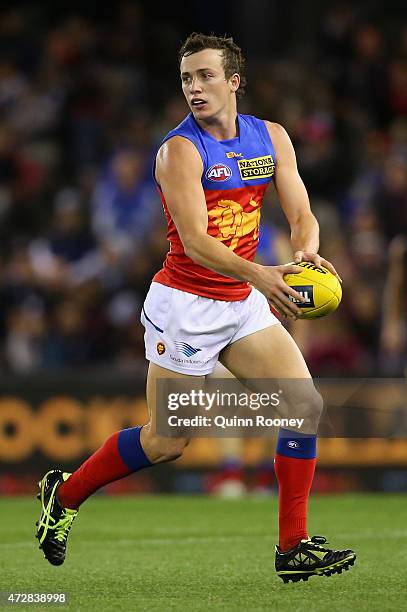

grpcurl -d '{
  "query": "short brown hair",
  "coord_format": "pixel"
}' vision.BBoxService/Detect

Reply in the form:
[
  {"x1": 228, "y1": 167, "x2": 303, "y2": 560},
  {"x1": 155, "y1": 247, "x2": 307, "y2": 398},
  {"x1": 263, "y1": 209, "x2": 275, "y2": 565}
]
[{"x1": 179, "y1": 32, "x2": 246, "y2": 99}]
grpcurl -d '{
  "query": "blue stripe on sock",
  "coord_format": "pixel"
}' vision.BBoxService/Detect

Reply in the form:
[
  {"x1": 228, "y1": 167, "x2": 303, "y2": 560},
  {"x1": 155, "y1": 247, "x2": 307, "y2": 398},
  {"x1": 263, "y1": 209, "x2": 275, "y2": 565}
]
[
  {"x1": 117, "y1": 426, "x2": 152, "y2": 471},
  {"x1": 276, "y1": 428, "x2": 317, "y2": 459}
]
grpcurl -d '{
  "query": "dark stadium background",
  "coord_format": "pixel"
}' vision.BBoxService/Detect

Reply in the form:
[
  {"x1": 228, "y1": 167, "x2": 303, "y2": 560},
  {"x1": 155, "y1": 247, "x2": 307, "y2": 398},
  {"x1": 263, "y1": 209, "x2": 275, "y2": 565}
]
[{"x1": 0, "y1": 0, "x2": 406, "y2": 496}]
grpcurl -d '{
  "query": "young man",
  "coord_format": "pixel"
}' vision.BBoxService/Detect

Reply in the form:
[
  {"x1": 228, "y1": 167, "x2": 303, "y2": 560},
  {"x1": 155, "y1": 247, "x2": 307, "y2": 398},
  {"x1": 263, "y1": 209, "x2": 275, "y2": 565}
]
[{"x1": 36, "y1": 33, "x2": 356, "y2": 582}]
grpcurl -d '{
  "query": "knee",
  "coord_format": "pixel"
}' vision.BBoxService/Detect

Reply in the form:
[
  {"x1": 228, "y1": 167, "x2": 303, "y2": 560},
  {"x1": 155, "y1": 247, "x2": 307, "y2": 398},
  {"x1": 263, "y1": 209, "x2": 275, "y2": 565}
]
[
  {"x1": 307, "y1": 387, "x2": 324, "y2": 419},
  {"x1": 296, "y1": 386, "x2": 323, "y2": 419},
  {"x1": 281, "y1": 381, "x2": 324, "y2": 422}
]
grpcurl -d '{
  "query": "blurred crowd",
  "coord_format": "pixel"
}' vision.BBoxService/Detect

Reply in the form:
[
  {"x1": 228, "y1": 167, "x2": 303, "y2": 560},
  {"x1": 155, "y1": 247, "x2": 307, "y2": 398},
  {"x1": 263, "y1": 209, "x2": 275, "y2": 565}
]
[{"x1": 0, "y1": 2, "x2": 405, "y2": 376}]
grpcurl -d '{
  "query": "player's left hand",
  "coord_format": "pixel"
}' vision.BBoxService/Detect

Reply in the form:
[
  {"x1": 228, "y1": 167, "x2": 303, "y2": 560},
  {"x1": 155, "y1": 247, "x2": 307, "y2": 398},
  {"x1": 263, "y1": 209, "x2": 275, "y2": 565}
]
[{"x1": 293, "y1": 251, "x2": 342, "y2": 283}]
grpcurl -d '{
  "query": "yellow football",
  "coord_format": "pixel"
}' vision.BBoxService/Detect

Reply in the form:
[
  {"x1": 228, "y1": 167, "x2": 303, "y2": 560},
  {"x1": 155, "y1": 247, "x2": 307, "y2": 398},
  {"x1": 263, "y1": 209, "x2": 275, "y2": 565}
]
[{"x1": 283, "y1": 261, "x2": 342, "y2": 319}]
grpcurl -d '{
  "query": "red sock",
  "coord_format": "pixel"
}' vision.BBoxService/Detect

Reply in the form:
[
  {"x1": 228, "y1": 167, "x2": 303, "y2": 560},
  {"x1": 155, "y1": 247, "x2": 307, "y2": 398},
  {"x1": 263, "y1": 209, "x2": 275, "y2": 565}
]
[
  {"x1": 58, "y1": 431, "x2": 135, "y2": 509},
  {"x1": 274, "y1": 454, "x2": 316, "y2": 552}
]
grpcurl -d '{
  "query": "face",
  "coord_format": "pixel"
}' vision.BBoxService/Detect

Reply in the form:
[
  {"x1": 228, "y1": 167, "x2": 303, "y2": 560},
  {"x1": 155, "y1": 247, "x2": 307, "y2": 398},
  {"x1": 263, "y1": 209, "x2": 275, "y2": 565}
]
[{"x1": 180, "y1": 48, "x2": 240, "y2": 120}]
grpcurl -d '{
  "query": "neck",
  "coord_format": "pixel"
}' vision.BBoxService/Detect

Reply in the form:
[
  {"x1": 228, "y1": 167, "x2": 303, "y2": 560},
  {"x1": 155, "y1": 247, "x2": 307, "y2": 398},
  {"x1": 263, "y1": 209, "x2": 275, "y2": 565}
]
[{"x1": 196, "y1": 107, "x2": 239, "y2": 141}]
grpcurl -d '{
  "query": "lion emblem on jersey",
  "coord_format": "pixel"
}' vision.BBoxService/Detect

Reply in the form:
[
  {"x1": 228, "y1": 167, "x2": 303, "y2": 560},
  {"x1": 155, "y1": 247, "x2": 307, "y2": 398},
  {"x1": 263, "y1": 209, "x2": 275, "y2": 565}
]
[{"x1": 208, "y1": 199, "x2": 261, "y2": 251}]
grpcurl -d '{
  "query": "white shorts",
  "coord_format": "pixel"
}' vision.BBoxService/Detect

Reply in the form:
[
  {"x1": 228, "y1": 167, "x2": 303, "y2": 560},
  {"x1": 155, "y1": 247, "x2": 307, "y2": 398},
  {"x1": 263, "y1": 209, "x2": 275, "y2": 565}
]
[{"x1": 140, "y1": 282, "x2": 280, "y2": 375}]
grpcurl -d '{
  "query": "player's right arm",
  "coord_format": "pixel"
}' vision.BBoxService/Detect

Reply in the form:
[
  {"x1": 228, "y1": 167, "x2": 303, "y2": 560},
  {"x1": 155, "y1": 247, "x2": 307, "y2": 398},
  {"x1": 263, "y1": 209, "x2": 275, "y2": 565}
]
[{"x1": 155, "y1": 136, "x2": 303, "y2": 318}]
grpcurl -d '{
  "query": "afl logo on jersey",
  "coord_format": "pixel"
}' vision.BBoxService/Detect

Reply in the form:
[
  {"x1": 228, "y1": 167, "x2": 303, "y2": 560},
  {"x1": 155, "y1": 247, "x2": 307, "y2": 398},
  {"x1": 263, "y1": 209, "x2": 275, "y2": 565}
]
[{"x1": 206, "y1": 163, "x2": 232, "y2": 182}]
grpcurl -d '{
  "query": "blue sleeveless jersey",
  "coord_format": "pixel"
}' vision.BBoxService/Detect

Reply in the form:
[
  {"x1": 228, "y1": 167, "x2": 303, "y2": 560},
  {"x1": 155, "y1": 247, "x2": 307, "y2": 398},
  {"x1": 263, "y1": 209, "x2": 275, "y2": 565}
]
[{"x1": 153, "y1": 112, "x2": 276, "y2": 300}]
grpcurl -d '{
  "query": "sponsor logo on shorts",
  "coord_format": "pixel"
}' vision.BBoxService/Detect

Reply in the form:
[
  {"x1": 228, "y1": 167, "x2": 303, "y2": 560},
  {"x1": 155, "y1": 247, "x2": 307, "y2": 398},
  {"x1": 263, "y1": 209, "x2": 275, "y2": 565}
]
[
  {"x1": 226, "y1": 151, "x2": 243, "y2": 158},
  {"x1": 288, "y1": 285, "x2": 315, "y2": 308},
  {"x1": 206, "y1": 163, "x2": 232, "y2": 182},
  {"x1": 287, "y1": 440, "x2": 300, "y2": 449},
  {"x1": 170, "y1": 355, "x2": 207, "y2": 365},
  {"x1": 175, "y1": 341, "x2": 202, "y2": 357},
  {"x1": 157, "y1": 342, "x2": 166, "y2": 355},
  {"x1": 238, "y1": 155, "x2": 275, "y2": 180}
]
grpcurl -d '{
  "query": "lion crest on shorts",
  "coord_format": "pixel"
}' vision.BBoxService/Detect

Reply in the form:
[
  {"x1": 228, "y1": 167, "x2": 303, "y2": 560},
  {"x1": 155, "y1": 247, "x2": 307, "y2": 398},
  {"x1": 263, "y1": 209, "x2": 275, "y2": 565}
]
[{"x1": 156, "y1": 342, "x2": 166, "y2": 355}]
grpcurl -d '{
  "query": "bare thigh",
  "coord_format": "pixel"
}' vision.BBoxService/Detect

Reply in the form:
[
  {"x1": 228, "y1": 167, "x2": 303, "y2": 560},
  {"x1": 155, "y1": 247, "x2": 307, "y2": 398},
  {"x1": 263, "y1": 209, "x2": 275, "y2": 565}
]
[
  {"x1": 219, "y1": 324, "x2": 311, "y2": 379},
  {"x1": 219, "y1": 325, "x2": 321, "y2": 433}
]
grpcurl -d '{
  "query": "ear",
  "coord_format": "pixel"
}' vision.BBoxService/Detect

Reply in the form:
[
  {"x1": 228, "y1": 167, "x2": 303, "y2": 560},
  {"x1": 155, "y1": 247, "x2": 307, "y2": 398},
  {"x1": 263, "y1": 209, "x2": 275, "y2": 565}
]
[{"x1": 229, "y1": 73, "x2": 240, "y2": 93}]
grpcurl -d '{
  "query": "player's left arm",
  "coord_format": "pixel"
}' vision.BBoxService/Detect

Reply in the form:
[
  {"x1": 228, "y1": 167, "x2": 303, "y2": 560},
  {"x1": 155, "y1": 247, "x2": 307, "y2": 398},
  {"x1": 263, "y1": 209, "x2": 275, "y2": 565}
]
[{"x1": 265, "y1": 121, "x2": 341, "y2": 281}]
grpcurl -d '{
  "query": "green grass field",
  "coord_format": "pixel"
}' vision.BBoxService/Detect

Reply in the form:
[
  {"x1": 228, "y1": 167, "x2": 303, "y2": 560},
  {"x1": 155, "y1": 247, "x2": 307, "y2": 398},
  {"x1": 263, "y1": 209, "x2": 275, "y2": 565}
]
[{"x1": 1, "y1": 494, "x2": 406, "y2": 611}]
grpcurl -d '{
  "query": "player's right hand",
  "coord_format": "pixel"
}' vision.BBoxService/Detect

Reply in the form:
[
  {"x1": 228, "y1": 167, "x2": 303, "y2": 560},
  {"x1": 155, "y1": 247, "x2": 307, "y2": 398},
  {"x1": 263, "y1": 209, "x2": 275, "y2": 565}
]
[{"x1": 251, "y1": 264, "x2": 305, "y2": 319}]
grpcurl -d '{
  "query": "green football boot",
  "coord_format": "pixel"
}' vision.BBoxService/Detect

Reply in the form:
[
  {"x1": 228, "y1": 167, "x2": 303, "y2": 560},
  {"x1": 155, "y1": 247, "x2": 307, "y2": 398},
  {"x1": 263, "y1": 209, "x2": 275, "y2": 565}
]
[
  {"x1": 276, "y1": 535, "x2": 356, "y2": 583},
  {"x1": 35, "y1": 469, "x2": 78, "y2": 566}
]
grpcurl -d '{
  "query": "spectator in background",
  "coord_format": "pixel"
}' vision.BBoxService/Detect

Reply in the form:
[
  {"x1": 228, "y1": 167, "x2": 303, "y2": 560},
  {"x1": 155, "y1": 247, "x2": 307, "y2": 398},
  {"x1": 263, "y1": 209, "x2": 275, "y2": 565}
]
[
  {"x1": 91, "y1": 148, "x2": 160, "y2": 260},
  {"x1": 380, "y1": 235, "x2": 407, "y2": 376},
  {"x1": 41, "y1": 299, "x2": 93, "y2": 369},
  {"x1": 28, "y1": 188, "x2": 100, "y2": 290},
  {"x1": 0, "y1": 123, "x2": 18, "y2": 231},
  {"x1": 4, "y1": 296, "x2": 46, "y2": 373},
  {"x1": 372, "y1": 155, "x2": 407, "y2": 241}
]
